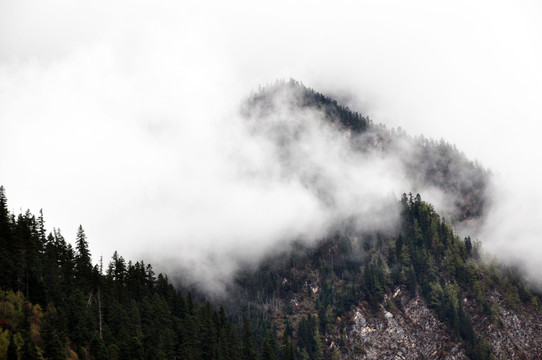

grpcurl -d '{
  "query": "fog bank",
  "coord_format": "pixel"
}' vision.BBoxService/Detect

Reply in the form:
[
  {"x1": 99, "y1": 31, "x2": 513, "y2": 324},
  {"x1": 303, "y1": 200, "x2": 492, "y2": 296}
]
[{"x1": 2, "y1": 0, "x2": 542, "y2": 290}]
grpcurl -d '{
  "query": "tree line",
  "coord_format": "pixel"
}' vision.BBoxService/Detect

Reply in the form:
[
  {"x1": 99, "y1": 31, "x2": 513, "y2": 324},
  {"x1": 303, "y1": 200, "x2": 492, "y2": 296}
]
[{"x1": 0, "y1": 186, "x2": 292, "y2": 360}]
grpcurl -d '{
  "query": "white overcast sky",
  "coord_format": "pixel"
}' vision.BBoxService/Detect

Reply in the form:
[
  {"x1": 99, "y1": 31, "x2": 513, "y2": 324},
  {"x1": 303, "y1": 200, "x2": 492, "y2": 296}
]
[{"x1": 1, "y1": 0, "x2": 542, "y2": 284}]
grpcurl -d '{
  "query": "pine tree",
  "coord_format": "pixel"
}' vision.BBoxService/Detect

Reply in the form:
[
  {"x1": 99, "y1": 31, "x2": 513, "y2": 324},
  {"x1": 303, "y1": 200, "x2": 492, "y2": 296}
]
[
  {"x1": 6, "y1": 333, "x2": 17, "y2": 360},
  {"x1": 465, "y1": 236, "x2": 473, "y2": 255},
  {"x1": 0, "y1": 186, "x2": 14, "y2": 290},
  {"x1": 42, "y1": 306, "x2": 66, "y2": 360},
  {"x1": 197, "y1": 302, "x2": 217, "y2": 360},
  {"x1": 280, "y1": 335, "x2": 294, "y2": 360},
  {"x1": 90, "y1": 333, "x2": 110, "y2": 360},
  {"x1": 241, "y1": 318, "x2": 257, "y2": 360},
  {"x1": 296, "y1": 316, "x2": 311, "y2": 358},
  {"x1": 261, "y1": 329, "x2": 278, "y2": 360},
  {"x1": 37, "y1": 209, "x2": 47, "y2": 246},
  {"x1": 330, "y1": 348, "x2": 342, "y2": 360},
  {"x1": 221, "y1": 322, "x2": 240, "y2": 360},
  {"x1": 75, "y1": 225, "x2": 92, "y2": 287},
  {"x1": 0, "y1": 186, "x2": 9, "y2": 239}
]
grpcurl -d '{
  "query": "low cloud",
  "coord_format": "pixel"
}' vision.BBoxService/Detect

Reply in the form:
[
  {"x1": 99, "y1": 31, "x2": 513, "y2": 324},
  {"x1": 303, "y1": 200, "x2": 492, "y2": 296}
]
[
  {"x1": 476, "y1": 172, "x2": 542, "y2": 288},
  {"x1": 0, "y1": 42, "x2": 407, "y2": 294},
  {"x1": 2, "y1": 0, "x2": 542, "y2": 293},
  {"x1": 144, "y1": 84, "x2": 409, "y2": 294}
]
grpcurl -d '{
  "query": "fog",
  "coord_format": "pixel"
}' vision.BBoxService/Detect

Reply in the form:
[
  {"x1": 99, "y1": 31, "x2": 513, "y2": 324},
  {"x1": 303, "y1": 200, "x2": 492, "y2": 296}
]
[{"x1": 1, "y1": 0, "x2": 542, "y2": 290}]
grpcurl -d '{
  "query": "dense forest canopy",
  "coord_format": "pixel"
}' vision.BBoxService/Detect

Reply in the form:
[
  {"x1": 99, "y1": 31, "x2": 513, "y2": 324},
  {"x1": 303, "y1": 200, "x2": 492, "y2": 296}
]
[{"x1": 0, "y1": 185, "x2": 251, "y2": 360}]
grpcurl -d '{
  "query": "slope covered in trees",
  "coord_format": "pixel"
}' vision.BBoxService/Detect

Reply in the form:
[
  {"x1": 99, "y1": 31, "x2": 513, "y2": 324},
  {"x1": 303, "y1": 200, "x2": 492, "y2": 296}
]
[
  {"x1": 1, "y1": 81, "x2": 538, "y2": 359},
  {"x1": 0, "y1": 186, "x2": 247, "y2": 360},
  {"x1": 2, "y1": 184, "x2": 539, "y2": 359},
  {"x1": 227, "y1": 193, "x2": 542, "y2": 359},
  {"x1": 228, "y1": 80, "x2": 537, "y2": 359}
]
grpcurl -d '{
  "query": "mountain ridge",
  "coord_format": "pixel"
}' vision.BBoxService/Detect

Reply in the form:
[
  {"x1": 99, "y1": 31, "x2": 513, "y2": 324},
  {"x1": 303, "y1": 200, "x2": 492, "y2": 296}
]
[{"x1": 243, "y1": 79, "x2": 489, "y2": 223}]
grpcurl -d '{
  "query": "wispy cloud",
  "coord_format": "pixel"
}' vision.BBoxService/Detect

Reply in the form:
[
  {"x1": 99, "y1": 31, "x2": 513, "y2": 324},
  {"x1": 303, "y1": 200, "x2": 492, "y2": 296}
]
[{"x1": 1, "y1": 0, "x2": 542, "y2": 290}]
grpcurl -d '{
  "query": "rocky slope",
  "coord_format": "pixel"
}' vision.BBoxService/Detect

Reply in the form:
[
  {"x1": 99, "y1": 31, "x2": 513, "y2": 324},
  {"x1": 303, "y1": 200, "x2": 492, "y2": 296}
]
[
  {"x1": 341, "y1": 289, "x2": 468, "y2": 360},
  {"x1": 335, "y1": 285, "x2": 542, "y2": 360},
  {"x1": 217, "y1": 80, "x2": 542, "y2": 359},
  {"x1": 227, "y1": 194, "x2": 542, "y2": 360}
]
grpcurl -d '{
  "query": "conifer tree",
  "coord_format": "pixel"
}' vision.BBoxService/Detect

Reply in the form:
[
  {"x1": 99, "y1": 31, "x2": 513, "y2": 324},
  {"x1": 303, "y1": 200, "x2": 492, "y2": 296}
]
[
  {"x1": 241, "y1": 318, "x2": 258, "y2": 360},
  {"x1": 0, "y1": 186, "x2": 9, "y2": 239},
  {"x1": 280, "y1": 335, "x2": 294, "y2": 360},
  {"x1": 37, "y1": 209, "x2": 46, "y2": 245},
  {"x1": 261, "y1": 329, "x2": 278, "y2": 360},
  {"x1": 0, "y1": 186, "x2": 13, "y2": 290},
  {"x1": 6, "y1": 333, "x2": 17, "y2": 360},
  {"x1": 75, "y1": 225, "x2": 92, "y2": 286}
]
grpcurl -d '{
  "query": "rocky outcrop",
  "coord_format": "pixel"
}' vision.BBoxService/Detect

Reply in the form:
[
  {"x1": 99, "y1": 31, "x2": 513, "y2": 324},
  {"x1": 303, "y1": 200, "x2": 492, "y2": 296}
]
[
  {"x1": 332, "y1": 287, "x2": 542, "y2": 360},
  {"x1": 466, "y1": 289, "x2": 542, "y2": 359},
  {"x1": 339, "y1": 289, "x2": 467, "y2": 359}
]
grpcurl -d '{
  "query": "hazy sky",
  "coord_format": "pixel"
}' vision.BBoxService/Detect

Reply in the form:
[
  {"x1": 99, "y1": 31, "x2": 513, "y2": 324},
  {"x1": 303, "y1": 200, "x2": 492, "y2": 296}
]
[{"x1": 1, "y1": 0, "x2": 542, "y2": 287}]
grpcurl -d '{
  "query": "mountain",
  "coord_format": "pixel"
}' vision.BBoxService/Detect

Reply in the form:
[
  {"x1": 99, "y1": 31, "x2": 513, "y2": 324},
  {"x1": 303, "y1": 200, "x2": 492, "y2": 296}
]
[
  {"x1": 243, "y1": 79, "x2": 488, "y2": 222},
  {"x1": 227, "y1": 80, "x2": 541, "y2": 359},
  {"x1": 229, "y1": 194, "x2": 542, "y2": 359},
  {"x1": 1, "y1": 80, "x2": 540, "y2": 360}
]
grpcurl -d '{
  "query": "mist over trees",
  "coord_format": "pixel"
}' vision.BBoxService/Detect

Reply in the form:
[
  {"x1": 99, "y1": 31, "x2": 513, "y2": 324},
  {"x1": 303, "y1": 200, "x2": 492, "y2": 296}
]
[
  {"x1": 244, "y1": 79, "x2": 489, "y2": 221},
  {"x1": 3, "y1": 183, "x2": 538, "y2": 359},
  {"x1": 1, "y1": 82, "x2": 538, "y2": 359},
  {"x1": 0, "y1": 186, "x2": 250, "y2": 359}
]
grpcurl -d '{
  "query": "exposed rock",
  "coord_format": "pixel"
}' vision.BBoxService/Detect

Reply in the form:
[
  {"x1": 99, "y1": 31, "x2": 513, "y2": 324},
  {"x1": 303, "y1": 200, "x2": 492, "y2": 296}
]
[
  {"x1": 339, "y1": 290, "x2": 467, "y2": 360},
  {"x1": 466, "y1": 289, "x2": 542, "y2": 359}
]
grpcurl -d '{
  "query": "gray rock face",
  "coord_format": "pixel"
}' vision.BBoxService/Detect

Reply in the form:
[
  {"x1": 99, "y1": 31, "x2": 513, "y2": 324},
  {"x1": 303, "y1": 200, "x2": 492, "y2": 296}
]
[
  {"x1": 467, "y1": 289, "x2": 542, "y2": 359},
  {"x1": 331, "y1": 287, "x2": 542, "y2": 360},
  {"x1": 338, "y1": 289, "x2": 467, "y2": 360}
]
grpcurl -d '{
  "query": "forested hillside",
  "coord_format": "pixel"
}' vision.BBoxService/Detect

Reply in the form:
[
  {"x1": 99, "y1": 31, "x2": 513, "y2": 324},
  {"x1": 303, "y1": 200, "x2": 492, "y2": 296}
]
[
  {"x1": 0, "y1": 186, "x2": 247, "y2": 360},
  {"x1": 1, "y1": 81, "x2": 540, "y2": 360},
  {"x1": 2, "y1": 185, "x2": 540, "y2": 360},
  {"x1": 229, "y1": 193, "x2": 542, "y2": 359}
]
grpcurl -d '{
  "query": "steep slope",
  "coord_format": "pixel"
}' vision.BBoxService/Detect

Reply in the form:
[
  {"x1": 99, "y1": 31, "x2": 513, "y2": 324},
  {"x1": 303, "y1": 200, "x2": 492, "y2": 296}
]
[
  {"x1": 220, "y1": 80, "x2": 540, "y2": 359},
  {"x1": 228, "y1": 195, "x2": 542, "y2": 360},
  {"x1": 0, "y1": 187, "x2": 245, "y2": 360}
]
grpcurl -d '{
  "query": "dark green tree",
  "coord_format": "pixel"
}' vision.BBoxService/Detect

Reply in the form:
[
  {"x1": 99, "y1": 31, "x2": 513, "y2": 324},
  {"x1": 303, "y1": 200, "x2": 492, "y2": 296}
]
[
  {"x1": 41, "y1": 306, "x2": 66, "y2": 360},
  {"x1": 75, "y1": 225, "x2": 92, "y2": 288},
  {"x1": 241, "y1": 318, "x2": 258, "y2": 360},
  {"x1": 280, "y1": 334, "x2": 295, "y2": 360},
  {"x1": 261, "y1": 329, "x2": 279, "y2": 360},
  {"x1": 6, "y1": 333, "x2": 18, "y2": 360}
]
